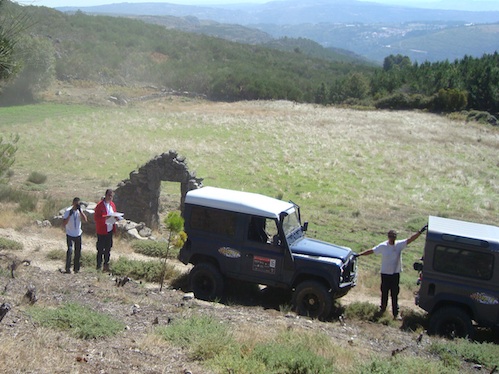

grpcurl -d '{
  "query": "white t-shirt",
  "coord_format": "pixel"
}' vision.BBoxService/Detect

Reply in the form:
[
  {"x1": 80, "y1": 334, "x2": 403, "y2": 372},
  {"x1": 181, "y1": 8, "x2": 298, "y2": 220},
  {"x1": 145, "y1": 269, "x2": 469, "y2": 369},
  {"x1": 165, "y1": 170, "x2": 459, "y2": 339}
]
[
  {"x1": 104, "y1": 201, "x2": 115, "y2": 232},
  {"x1": 372, "y1": 239, "x2": 408, "y2": 274},
  {"x1": 63, "y1": 208, "x2": 83, "y2": 237}
]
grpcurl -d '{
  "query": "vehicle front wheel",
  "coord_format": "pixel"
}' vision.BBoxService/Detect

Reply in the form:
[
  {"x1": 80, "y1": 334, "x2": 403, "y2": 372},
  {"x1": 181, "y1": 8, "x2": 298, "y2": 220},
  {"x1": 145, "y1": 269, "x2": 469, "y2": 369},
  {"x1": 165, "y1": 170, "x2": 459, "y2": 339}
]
[
  {"x1": 428, "y1": 306, "x2": 474, "y2": 339},
  {"x1": 189, "y1": 263, "x2": 224, "y2": 301},
  {"x1": 293, "y1": 280, "x2": 332, "y2": 320}
]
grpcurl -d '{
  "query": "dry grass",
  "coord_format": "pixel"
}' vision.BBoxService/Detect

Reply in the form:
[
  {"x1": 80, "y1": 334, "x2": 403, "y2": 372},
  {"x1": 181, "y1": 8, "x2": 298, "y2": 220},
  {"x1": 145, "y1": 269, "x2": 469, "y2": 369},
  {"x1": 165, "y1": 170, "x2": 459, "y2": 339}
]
[{"x1": 1, "y1": 87, "x2": 498, "y2": 373}]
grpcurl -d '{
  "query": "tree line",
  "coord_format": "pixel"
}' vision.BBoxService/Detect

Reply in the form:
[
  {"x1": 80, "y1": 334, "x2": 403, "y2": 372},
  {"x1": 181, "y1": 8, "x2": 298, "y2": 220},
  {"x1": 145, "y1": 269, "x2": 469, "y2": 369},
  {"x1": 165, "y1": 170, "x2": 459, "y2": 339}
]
[
  {"x1": 0, "y1": 0, "x2": 497, "y2": 119},
  {"x1": 317, "y1": 53, "x2": 498, "y2": 116}
]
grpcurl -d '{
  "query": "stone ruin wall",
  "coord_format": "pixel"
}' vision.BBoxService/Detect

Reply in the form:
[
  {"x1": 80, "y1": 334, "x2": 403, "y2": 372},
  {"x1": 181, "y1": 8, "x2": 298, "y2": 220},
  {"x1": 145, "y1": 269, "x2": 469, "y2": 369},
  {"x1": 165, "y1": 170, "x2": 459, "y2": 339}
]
[{"x1": 113, "y1": 150, "x2": 203, "y2": 230}]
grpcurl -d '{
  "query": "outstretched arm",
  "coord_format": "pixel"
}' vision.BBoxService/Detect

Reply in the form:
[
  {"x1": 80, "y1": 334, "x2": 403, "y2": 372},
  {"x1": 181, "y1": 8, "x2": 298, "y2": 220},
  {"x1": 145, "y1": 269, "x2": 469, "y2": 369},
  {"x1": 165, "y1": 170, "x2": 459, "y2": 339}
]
[
  {"x1": 357, "y1": 249, "x2": 374, "y2": 257},
  {"x1": 406, "y1": 224, "x2": 428, "y2": 245}
]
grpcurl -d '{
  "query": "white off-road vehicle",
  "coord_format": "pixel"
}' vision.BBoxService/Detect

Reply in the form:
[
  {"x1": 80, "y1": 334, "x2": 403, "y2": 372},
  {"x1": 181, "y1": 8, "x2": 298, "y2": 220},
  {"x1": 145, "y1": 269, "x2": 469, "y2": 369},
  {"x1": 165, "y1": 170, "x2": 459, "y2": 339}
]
[{"x1": 179, "y1": 186, "x2": 358, "y2": 320}]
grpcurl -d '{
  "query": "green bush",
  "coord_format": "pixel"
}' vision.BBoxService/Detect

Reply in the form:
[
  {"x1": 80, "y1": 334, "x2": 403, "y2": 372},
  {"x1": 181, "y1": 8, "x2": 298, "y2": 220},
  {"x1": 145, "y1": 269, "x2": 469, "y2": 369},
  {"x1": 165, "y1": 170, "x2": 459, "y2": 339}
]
[
  {"x1": 400, "y1": 309, "x2": 427, "y2": 333},
  {"x1": 111, "y1": 256, "x2": 180, "y2": 283},
  {"x1": 429, "y1": 339, "x2": 499, "y2": 370},
  {"x1": 41, "y1": 194, "x2": 64, "y2": 220},
  {"x1": 431, "y1": 88, "x2": 468, "y2": 112},
  {"x1": 28, "y1": 302, "x2": 125, "y2": 339},
  {"x1": 17, "y1": 193, "x2": 38, "y2": 212},
  {"x1": 374, "y1": 92, "x2": 431, "y2": 110},
  {"x1": 27, "y1": 171, "x2": 47, "y2": 184},
  {"x1": 344, "y1": 301, "x2": 381, "y2": 321},
  {"x1": 131, "y1": 240, "x2": 169, "y2": 258},
  {"x1": 359, "y1": 356, "x2": 456, "y2": 374},
  {"x1": 466, "y1": 110, "x2": 498, "y2": 126},
  {"x1": 46, "y1": 249, "x2": 95, "y2": 269},
  {"x1": 157, "y1": 315, "x2": 234, "y2": 361},
  {"x1": 251, "y1": 333, "x2": 335, "y2": 374},
  {"x1": 0, "y1": 237, "x2": 23, "y2": 251}
]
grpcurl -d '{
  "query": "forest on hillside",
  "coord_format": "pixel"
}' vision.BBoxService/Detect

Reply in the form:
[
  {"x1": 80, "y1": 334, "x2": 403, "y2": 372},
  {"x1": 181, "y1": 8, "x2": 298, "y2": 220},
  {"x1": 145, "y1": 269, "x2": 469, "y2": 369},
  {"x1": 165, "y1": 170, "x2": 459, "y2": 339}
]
[{"x1": 0, "y1": 0, "x2": 497, "y2": 118}]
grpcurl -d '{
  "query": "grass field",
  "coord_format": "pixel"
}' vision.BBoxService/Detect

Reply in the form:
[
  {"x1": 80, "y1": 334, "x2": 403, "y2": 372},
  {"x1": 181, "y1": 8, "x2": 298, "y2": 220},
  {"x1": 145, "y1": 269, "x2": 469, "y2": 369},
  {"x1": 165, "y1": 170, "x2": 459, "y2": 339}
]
[
  {"x1": 1, "y1": 92, "x2": 499, "y2": 373},
  {"x1": 1, "y1": 95, "x2": 498, "y2": 289}
]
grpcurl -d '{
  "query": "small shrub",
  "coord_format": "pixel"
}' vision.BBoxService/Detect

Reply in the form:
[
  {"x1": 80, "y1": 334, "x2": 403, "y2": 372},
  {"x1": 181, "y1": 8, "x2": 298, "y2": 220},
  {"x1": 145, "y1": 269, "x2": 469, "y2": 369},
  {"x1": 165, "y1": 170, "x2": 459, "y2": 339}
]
[
  {"x1": 252, "y1": 340, "x2": 334, "y2": 374},
  {"x1": 46, "y1": 249, "x2": 64, "y2": 261},
  {"x1": 46, "y1": 249, "x2": 96, "y2": 269},
  {"x1": 111, "y1": 256, "x2": 180, "y2": 283},
  {"x1": 0, "y1": 237, "x2": 23, "y2": 251},
  {"x1": 132, "y1": 240, "x2": 168, "y2": 258},
  {"x1": 156, "y1": 315, "x2": 233, "y2": 361},
  {"x1": 0, "y1": 182, "x2": 40, "y2": 210},
  {"x1": 41, "y1": 194, "x2": 65, "y2": 220},
  {"x1": 28, "y1": 302, "x2": 125, "y2": 339},
  {"x1": 466, "y1": 110, "x2": 498, "y2": 126},
  {"x1": 358, "y1": 356, "x2": 456, "y2": 374},
  {"x1": 375, "y1": 92, "x2": 431, "y2": 110},
  {"x1": 17, "y1": 194, "x2": 38, "y2": 213},
  {"x1": 27, "y1": 171, "x2": 47, "y2": 184},
  {"x1": 400, "y1": 309, "x2": 427, "y2": 332},
  {"x1": 344, "y1": 301, "x2": 380, "y2": 321},
  {"x1": 431, "y1": 88, "x2": 468, "y2": 112},
  {"x1": 429, "y1": 339, "x2": 499, "y2": 370}
]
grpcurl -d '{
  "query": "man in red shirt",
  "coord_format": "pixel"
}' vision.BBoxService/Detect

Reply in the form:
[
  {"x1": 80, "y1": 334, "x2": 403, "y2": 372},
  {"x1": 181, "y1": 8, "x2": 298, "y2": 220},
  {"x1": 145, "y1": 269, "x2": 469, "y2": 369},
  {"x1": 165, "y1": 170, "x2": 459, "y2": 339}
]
[{"x1": 94, "y1": 189, "x2": 121, "y2": 272}]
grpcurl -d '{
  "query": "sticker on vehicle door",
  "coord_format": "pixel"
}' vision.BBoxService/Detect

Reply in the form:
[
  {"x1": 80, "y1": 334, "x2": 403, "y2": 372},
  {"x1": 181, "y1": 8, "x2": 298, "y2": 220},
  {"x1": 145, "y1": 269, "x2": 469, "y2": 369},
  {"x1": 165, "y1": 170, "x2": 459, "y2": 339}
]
[
  {"x1": 218, "y1": 247, "x2": 241, "y2": 258},
  {"x1": 470, "y1": 292, "x2": 499, "y2": 305},
  {"x1": 252, "y1": 256, "x2": 276, "y2": 274}
]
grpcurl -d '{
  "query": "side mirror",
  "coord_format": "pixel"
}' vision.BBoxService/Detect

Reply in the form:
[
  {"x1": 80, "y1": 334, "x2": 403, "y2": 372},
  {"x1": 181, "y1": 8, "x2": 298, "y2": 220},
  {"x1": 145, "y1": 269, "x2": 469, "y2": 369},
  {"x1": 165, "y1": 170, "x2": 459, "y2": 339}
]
[
  {"x1": 302, "y1": 222, "x2": 308, "y2": 232},
  {"x1": 413, "y1": 262, "x2": 423, "y2": 271}
]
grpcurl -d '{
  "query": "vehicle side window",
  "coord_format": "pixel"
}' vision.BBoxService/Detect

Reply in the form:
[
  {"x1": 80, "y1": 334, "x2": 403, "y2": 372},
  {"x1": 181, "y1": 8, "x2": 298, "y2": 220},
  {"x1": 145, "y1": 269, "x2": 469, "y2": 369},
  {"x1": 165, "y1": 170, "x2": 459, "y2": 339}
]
[
  {"x1": 247, "y1": 216, "x2": 280, "y2": 245},
  {"x1": 189, "y1": 206, "x2": 236, "y2": 238},
  {"x1": 433, "y1": 245, "x2": 494, "y2": 280}
]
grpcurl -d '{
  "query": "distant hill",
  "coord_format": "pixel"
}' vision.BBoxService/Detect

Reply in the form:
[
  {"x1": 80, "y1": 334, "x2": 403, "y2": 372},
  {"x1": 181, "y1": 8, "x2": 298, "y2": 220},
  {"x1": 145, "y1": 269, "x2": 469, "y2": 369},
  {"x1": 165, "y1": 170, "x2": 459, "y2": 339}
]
[
  {"x1": 55, "y1": 0, "x2": 499, "y2": 63},
  {"x1": 56, "y1": 0, "x2": 499, "y2": 25}
]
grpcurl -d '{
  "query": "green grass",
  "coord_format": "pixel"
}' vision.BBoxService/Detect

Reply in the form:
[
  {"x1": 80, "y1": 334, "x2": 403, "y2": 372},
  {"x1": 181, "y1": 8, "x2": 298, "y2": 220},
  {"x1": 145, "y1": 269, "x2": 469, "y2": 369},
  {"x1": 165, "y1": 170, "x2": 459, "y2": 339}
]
[
  {"x1": 156, "y1": 315, "x2": 234, "y2": 361},
  {"x1": 111, "y1": 256, "x2": 180, "y2": 283},
  {"x1": 358, "y1": 355, "x2": 457, "y2": 374},
  {"x1": 2, "y1": 98, "x2": 498, "y2": 297},
  {"x1": 0, "y1": 237, "x2": 23, "y2": 251},
  {"x1": 157, "y1": 315, "x2": 343, "y2": 373},
  {"x1": 131, "y1": 240, "x2": 171, "y2": 258},
  {"x1": 428, "y1": 340, "x2": 499, "y2": 371},
  {"x1": 28, "y1": 302, "x2": 125, "y2": 339},
  {"x1": 2, "y1": 96, "x2": 498, "y2": 374},
  {"x1": 45, "y1": 249, "x2": 180, "y2": 283}
]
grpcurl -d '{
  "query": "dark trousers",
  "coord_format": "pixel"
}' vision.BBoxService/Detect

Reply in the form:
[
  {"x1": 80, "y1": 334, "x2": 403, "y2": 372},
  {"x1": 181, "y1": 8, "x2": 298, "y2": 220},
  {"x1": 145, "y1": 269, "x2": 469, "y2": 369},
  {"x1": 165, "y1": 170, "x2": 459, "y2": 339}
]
[
  {"x1": 380, "y1": 273, "x2": 400, "y2": 316},
  {"x1": 66, "y1": 235, "x2": 82, "y2": 272},
  {"x1": 96, "y1": 231, "x2": 113, "y2": 270}
]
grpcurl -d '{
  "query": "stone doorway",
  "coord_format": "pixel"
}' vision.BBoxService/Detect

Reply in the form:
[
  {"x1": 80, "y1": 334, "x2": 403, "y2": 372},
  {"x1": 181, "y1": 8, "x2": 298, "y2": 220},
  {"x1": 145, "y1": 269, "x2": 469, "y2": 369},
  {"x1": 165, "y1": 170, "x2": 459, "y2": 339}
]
[{"x1": 113, "y1": 150, "x2": 202, "y2": 229}]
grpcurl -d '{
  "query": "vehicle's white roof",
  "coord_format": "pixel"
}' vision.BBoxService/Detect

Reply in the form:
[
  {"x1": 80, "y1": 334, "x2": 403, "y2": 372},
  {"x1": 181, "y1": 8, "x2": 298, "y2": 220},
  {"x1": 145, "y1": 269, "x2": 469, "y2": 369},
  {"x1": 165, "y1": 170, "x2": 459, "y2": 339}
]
[
  {"x1": 185, "y1": 186, "x2": 295, "y2": 219},
  {"x1": 428, "y1": 215, "x2": 499, "y2": 249}
]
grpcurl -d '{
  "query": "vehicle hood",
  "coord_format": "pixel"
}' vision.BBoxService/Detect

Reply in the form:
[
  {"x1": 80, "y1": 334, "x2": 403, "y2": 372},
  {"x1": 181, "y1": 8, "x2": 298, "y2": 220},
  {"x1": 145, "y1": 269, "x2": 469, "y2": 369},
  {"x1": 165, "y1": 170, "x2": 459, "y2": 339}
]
[{"x1": 290, "y1": 237, "x2": 352, "y2": 261}]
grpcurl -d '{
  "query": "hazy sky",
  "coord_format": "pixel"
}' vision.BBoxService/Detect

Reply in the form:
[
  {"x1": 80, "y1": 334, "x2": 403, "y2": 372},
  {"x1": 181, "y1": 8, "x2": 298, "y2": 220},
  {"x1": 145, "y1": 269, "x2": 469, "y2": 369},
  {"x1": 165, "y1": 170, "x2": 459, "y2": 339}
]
[
  {"x1": 17, "y1": 0, "x2": 270, "y2": 6},
  {"x1": 15, "y1": 0, "x2": 484, "y2": 9}
]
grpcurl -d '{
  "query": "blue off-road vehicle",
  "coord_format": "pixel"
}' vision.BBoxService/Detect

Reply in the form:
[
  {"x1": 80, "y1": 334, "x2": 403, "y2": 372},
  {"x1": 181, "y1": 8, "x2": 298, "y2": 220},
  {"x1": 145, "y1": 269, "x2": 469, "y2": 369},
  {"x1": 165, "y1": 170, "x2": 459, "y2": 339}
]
[
  {"x1": 179, "y1": 186, "x2": 358, "y2": 320},
  {"x1": 414, "y1": 216, "x2": 499, "y2": 338}
]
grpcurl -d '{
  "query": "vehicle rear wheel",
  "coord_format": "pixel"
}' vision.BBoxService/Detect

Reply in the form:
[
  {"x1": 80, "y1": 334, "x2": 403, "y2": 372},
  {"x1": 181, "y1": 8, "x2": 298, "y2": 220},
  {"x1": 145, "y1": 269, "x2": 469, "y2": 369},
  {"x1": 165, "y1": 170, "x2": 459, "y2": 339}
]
[
  {"x1": 428, "y1": 306, "x2": 474, "y2": 339},
  {"x1": 189, "y1": 263, "x2": 224, "y2": 301},
  {"x1": 293, "y1": 280, "x2": 332, "y2": 320}
]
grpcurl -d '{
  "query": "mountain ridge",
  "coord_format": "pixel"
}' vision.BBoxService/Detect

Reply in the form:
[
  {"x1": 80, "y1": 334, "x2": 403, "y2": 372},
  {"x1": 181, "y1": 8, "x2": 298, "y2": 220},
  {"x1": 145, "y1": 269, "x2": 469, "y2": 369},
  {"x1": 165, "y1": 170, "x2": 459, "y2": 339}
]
[{"x1": 53, "y1": 0, "x2": 499, "y2": 63}]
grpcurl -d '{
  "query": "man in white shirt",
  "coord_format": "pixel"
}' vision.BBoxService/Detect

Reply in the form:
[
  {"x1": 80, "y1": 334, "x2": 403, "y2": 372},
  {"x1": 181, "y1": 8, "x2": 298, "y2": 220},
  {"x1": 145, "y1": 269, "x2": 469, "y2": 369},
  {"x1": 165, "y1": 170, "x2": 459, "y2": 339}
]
[
  {"x1": 62, "y1": 197, "x2": 88, "y2": 274},
  {"x1": 357, "y1": 224, "x2": 427, "y2": 319}
]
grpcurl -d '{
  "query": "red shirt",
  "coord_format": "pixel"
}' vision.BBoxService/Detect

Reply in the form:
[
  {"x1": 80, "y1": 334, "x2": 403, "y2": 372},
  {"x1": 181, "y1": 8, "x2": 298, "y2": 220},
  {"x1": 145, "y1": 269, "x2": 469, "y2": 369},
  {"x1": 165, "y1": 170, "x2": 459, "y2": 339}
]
[{"x1": 94, "y1": 199, "x2": 117, "y2": 235}]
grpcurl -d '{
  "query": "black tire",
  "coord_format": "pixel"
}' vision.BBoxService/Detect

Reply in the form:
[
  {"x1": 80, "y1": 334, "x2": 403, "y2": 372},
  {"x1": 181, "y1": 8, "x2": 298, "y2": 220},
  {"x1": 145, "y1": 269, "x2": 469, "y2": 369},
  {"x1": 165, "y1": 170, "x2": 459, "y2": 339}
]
[
  {"x1": 428, "y1": 306, "x2": 474, "y2": 339},
  {"x1": 293, "y1": 280, "x2": 332, "y2": 320},
  {"x1": 189, "y1": 263, "x2": 224, "y2": 301}
]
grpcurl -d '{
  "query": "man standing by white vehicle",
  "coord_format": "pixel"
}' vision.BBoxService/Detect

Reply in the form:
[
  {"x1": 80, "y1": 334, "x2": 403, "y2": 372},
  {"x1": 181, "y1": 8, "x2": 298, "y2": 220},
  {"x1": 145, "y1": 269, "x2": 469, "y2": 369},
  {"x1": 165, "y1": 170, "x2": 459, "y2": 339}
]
[{"x1": 357, "y1": 225, "x2": 427, "y2": 319}]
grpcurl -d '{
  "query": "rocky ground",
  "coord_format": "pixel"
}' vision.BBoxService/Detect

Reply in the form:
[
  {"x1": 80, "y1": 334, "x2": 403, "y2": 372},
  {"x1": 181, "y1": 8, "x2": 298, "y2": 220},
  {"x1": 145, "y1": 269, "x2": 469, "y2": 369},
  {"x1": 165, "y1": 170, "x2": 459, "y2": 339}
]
[{"x1": 0, "y1": 224, "x2": 453, "y2": 374}]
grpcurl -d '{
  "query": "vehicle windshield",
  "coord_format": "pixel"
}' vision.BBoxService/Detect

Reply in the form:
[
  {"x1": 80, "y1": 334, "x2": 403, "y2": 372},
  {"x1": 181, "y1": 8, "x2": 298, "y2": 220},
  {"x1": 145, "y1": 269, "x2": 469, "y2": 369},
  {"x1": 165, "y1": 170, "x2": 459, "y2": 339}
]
[{"x1": 282, "y1": 207, "x2": 303, "y2": 245}]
